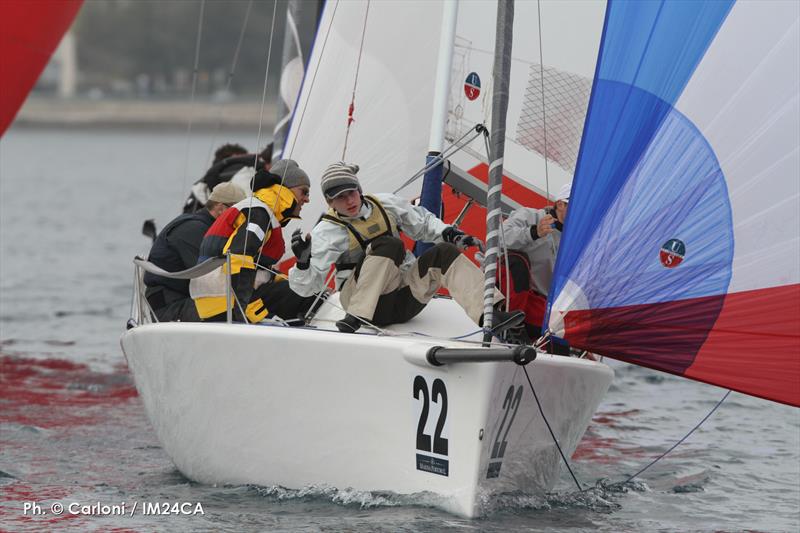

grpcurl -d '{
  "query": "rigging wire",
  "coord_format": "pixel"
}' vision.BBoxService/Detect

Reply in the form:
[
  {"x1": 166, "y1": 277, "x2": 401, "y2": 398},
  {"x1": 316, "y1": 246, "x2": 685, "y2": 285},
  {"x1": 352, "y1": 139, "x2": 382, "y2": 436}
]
[
  {"x1": 522, "y1": 364, "x2": 584, "y2": 492},
  {"x1": 179, "y1": 0, "x2": 206, "y2": 204},
  {"x1": 610, "y1": 389, "x2": 731, "y2": 488},
  {"x1": 536, "y1": 0, "x2": 552, "y2": 205},
  {"x1": 204, "y1": 0, "x2": 254, "y2": 166},
  {"x1": 241, "y1": 0, "x2": 279, "y2": 266},
  {"x1": 287, "y1": 2, "x2": 339, "y2": 160},
  {"x1": 392, "y1": 125, "x2": 485, "y2": 194},
  {"x1": 342, "y1": 0, "x2": 371, "y2": 160},
  {"x1": 522, "y1": 361, "x2": 732, "y2": 494}
]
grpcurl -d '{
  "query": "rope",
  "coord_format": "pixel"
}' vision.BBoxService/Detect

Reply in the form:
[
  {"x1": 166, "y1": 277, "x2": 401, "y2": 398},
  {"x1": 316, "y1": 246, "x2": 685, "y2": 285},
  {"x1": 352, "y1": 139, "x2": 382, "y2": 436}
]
[
  {"x1": 522, "y1": 364, "x2": 584, "y2": 491},
  {"x1": 610, "y1": 389, "x2": 731, "y2": 489},
  {"x1": 179, "y1": 0, "x2": 206, "y2": 204},
  {"x1": 342, "y1": 0, "x2": 371, "y2": 160},
  {"x1": 205, "y1": 0, "x2": 254, "y2": 166},
  {"x1": 536, "y1": 0, "x2": 552, "y2": 204}
]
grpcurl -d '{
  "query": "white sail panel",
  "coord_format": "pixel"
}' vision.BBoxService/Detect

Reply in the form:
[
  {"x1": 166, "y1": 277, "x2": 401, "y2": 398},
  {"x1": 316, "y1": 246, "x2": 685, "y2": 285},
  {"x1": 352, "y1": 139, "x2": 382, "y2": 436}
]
[
  {"x1": 447, "y1": 0, "x2": 606, "y2": 199},
  {"x1": 284, "y1": 0, "x2": 443, "y2": 237},
  {"x1": 674, "y1": 0, "x2": 800, "y2": 293}
]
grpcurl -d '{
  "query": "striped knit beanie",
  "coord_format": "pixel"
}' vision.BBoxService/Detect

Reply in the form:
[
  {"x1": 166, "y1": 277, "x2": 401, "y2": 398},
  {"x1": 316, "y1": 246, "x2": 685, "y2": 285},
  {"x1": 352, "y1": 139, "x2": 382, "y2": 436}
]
[{"x1": 320, "y1": 161, "x2": 361, "y2": 199}]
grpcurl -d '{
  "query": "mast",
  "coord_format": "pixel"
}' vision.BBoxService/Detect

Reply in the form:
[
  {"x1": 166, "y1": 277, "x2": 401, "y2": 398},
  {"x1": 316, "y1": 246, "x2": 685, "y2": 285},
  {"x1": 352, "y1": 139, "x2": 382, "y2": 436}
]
[
  {"x1": 416, "y1": 0, "x2": 458, "y2": 255},
  {"x1": 482, "y1": 0, "x2": 514, "y2": 343}
]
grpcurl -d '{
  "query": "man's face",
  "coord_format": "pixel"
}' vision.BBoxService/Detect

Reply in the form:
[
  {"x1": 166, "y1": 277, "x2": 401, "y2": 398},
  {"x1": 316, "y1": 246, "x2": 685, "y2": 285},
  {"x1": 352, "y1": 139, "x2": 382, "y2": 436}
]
[
  {"x1": 555, "y1": 199, "x2": 568, "y2": 223},
  {"x1": 329, "y1": 189, "x2": 362, "y2": 217},
  {"x1": 289, "y1": 185, "x2": 310, "y2": 216}
]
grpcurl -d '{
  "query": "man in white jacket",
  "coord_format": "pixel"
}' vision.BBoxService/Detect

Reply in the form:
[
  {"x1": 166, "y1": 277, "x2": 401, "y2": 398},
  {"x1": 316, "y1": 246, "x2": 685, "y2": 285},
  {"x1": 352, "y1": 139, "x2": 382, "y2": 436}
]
[
  {"x1": 499, "y1": 182, "x2": 571, "y2": 343},
  {"x1": 288, "y1": 161, "x2": 525, "y2": 334}
]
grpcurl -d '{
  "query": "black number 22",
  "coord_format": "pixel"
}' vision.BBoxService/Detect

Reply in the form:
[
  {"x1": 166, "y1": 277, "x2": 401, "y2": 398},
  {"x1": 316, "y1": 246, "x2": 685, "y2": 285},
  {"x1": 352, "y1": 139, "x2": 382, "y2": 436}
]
[
  {"x1": 413, "y1": 376, "x2": 448, "y2": 456},
  {"x1": 491, "y1": 385, "x2": 523, "y2": 459}
]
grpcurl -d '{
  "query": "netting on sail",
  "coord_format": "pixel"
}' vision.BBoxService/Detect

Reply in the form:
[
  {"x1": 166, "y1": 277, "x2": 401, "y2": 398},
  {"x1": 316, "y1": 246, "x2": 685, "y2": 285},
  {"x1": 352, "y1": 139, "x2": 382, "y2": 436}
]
[{"x1": 515, "y1": 63, "x2": 591, "y2": 173}]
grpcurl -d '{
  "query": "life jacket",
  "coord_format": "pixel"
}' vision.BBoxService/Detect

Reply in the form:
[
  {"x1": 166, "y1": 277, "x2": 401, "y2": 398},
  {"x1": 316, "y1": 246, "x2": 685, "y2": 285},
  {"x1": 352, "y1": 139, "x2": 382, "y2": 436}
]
[
  {"x1": 191, "y1": 184, "x2": 298, "y2": 319},
  {"x1": 321, "y1": 195, "x2": 398, "y2": 271},
  {"x1": 144, "y1": 210, "x2": 214, "y2": 295}
]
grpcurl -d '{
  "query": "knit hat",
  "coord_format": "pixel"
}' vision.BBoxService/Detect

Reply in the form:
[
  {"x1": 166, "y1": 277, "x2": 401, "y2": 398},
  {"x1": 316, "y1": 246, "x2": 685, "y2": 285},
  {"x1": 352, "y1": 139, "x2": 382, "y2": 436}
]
[
  {"x1": 556, "y1": 182, "x2": 572, "y2": 202},
  {"x1": 320, "y1": 161, "x2": 361, "y2": 199},
  {"x1": 270, "y1": 159, "x2": 310, "y2": 189},
  {"x1": 208, "y1": 181, "x2": 247, "y2": 204}
]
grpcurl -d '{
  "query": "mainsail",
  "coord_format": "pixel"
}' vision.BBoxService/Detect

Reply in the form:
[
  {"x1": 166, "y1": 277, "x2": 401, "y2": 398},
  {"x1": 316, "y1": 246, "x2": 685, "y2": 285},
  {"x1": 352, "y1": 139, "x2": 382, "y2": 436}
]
[
  {"x1": 546, "y1": 0, "x2": 800, "y2": 407},
  {"x1": 0, "y1": 0, "x2": 83, "y2": 136}
]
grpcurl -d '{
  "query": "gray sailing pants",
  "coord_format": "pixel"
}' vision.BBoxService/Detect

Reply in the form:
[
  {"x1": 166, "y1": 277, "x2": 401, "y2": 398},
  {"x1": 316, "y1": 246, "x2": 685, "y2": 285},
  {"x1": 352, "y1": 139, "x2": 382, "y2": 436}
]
[{"x1": 339, "y1": 236, "x2": 497, "y2": 326}]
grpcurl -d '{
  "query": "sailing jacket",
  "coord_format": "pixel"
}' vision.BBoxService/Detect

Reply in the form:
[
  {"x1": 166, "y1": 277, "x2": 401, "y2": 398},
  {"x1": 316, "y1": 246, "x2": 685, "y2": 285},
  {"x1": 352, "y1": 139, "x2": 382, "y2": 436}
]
[
  {"x1": 288, "y1": 193, "x2": 448, "y2": 297},
  {"x1": 144, "y1": 209, "x2": 215, "y2": 297},
  {"x1": 190, "y1": 184, "x2": 299, "y2": 321},
  {"x1": 501, "y1": 206, "x2": 562, "y2": 297},
  {"x1": 183, "y1": 154, "x2": 267, "y2": 213}
]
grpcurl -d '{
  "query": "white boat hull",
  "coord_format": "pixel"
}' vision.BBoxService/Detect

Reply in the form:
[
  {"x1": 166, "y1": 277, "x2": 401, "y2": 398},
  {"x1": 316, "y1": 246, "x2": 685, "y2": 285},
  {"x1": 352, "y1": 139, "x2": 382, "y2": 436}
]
[{"x1": 121, "y1": 298, "x2": 613, "y2": 517}]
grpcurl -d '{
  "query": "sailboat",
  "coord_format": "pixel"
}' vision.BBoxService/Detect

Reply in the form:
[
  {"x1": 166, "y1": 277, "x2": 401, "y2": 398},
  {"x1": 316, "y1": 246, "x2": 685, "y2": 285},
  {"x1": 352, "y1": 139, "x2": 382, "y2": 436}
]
[{"x1": 121, "y1": 0, "x2": 799, "y2": 519}]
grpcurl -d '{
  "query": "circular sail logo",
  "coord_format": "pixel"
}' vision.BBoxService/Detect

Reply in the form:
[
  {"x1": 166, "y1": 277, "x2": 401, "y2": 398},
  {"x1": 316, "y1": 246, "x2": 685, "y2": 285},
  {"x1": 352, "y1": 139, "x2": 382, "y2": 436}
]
[
  {"x1": 464, "y1": 72, "x2": 481, "y2": 101},
  {"x1": 660, "y1": 238, "x2": 686, "y2": 268}
]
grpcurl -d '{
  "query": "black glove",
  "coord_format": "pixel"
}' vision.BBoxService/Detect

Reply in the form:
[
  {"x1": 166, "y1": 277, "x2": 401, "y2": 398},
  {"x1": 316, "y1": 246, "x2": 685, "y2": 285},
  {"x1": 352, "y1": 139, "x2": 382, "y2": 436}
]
[
  {"x1": 442, "y1": 226, "x2": 484, "y2": 251},
  {"x1": 442, "y1": 226, "x2": 463, "y2": 243},
  {"x1": 291, "y1": 228, "x2": 311, "y2": 269}
]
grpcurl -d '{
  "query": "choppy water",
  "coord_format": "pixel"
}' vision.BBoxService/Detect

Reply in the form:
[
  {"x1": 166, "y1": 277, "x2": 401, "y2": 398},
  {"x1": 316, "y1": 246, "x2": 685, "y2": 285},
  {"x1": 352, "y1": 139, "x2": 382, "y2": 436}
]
[{"x1": 1, "y1": 127, "x2": 798, "y2": 532}]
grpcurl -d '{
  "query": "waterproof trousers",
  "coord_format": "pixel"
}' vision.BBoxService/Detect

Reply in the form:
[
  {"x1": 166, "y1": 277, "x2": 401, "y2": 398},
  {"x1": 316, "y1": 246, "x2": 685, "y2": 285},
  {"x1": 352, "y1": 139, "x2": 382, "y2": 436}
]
[{"x1": 339, "y1": 235, "x2": 496, "y2": 327}]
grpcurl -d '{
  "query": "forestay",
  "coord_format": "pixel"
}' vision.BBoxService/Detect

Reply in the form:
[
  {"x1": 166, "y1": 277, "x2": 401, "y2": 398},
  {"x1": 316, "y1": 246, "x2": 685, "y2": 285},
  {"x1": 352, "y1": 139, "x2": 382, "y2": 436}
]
[{"x1": 547, "y1": 0, "x2": 800, "y2": 406}]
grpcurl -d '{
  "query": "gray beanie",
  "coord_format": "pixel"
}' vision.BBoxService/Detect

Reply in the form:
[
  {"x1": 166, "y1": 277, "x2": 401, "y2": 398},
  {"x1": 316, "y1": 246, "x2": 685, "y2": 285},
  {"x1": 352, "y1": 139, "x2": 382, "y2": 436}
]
[
  {"x1": 320, "y1": 161, "x2": 361, "y2": 199},
  {"x1": 271, "y1": 159, "x2": 310, "y2": 189}
]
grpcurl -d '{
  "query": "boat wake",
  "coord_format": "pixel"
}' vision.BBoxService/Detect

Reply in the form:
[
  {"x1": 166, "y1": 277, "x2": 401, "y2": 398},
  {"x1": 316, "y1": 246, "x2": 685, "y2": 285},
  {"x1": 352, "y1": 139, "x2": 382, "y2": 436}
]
[{"x1": 248, "y1": 481, "x2": 640, "y2": 516}]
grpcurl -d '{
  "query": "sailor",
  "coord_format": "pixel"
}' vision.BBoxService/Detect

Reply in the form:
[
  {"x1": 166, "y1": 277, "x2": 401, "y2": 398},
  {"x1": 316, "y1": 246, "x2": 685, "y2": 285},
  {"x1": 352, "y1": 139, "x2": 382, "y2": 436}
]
[
  {"x1": 499, "y1": 182, "x2": 571, "y2": 346},
  {"x1": 144, "y1": 181, "x2": 247, "y2": 322},
  {"x1": 183, "y1": 142, "x2": 273, "y2": 213},
  {"x1": 288, "y1": 161, "x2": 525, "y2": 334},
  {"x1": 191, "y1": 159, "x2": 320, "y2": 323}
]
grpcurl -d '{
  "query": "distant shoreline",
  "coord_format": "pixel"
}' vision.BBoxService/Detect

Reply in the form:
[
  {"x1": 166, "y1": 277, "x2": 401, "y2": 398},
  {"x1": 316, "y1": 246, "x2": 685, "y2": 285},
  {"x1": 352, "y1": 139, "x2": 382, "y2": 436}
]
[{"x1": 13, "y1": 97, "x2": 277, "y2": 131}]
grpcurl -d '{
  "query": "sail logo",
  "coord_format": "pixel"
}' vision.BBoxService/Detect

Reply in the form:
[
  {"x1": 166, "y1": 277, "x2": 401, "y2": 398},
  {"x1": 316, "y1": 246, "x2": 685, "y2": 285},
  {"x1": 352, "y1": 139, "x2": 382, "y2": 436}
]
[
  {"x1": 660, "y1": 239, "x2": 686, "y2": 268},
  {"x1": 464, "y1": 72, "x2": 481, "y2": 101}
]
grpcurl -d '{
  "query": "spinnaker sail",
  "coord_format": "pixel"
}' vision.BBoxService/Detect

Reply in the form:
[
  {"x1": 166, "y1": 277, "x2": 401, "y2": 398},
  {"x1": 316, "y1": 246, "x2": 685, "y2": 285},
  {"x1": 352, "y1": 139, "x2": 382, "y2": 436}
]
[
  {"x1": 0, "y1": 0, "x2": 83, "y2": 136},
  {"x1": 547, "y1": 0, "x2": 800, "y2": 406}
]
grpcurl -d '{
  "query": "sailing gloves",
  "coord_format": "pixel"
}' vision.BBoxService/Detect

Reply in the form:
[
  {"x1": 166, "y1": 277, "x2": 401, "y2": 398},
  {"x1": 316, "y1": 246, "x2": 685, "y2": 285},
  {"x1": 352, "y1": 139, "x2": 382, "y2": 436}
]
[
  {"x1": 291, "y1": 229, "x2": 311, "y2": 270},
  {"x1": 442, "y1": 226, "x2": 484, "y2": 252}
]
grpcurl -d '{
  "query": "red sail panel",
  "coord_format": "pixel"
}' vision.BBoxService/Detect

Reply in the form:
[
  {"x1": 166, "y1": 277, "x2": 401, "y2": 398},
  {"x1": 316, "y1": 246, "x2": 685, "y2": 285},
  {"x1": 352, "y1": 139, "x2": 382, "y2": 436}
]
[
  {"x1": 684, "y1": 284, "x2": 800, "y2": 407},
  {"x1": 0, "y1": 0, "x2": 83, "y2": 136},
  {"x1": 563, "y1": 284, "x2": 800, "y2": 406}
]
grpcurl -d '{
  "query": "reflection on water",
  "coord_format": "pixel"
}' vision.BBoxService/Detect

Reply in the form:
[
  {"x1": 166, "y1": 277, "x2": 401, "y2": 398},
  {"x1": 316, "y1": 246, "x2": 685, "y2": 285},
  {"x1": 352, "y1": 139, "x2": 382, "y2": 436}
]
[{"x1": 1, "y1": 128, "x2": 798, "y2": 532}]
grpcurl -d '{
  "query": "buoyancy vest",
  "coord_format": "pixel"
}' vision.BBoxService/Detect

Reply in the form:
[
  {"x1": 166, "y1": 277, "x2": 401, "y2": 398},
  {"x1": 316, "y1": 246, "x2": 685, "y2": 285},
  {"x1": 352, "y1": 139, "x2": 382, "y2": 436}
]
[
  {"x1": 144, "y1": 210, "x2": 214, "y2": 295},
  {"x1": 191, "y1": 185, "x2": 298, "y2": 319},
  {"x1": 321, "y1": 195, "x2": 398, "y2": 271}
]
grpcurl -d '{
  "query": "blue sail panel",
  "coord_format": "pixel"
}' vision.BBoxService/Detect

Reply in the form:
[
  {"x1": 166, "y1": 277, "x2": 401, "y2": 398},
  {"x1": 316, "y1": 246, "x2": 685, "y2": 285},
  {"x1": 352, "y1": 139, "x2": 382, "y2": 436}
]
[{"x1": 548, "y1": 0, "x2": 734, "y2": 315}]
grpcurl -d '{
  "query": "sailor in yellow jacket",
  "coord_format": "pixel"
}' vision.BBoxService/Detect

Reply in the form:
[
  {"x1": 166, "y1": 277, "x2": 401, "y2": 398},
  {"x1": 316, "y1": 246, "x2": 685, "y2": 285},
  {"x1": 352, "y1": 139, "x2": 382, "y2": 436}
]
[{"x1": 191, "y1": 160, "x2": 318, "y2": 323}]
